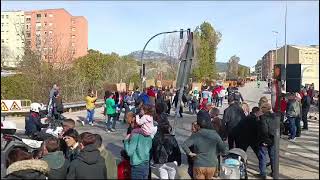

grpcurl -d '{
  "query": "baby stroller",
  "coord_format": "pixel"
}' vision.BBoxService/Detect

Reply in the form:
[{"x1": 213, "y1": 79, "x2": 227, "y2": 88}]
[{"x1": 220, "y1": 148, "x2": 248, "y2": 179}]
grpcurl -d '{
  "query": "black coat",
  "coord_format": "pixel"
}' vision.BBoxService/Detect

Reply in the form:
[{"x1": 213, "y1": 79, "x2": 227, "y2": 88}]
[
  {"x1": 302, "y1": 95, "x2": 311, "y2": 110},
  {"x1": 42, "y1": 151, "x2": 70, "y2": 179},
  {"x1": 237, "y1": 113, "x2": 259, "y2": 145},
  {"x1": 5, "y1": 159, "x2": 49, "y2": 179},
  {"x1": 67, "y1": 144, "x2": 107, "y2": 179},
  {"x1": 65, "y1": 144, "x2": 81, "y2": 162},
  {"x1": 152, "y1": 133, "x2": 181, "y2": 166},
  {"x1": 25, "y1": 112, "x2": 49, "y2": 136},
  {"x1": 257, "y1": 111, "x2": 276, "y2": 146},
  {"x1": 222, "y1": 103, "x2": 246, "y2": 135}
]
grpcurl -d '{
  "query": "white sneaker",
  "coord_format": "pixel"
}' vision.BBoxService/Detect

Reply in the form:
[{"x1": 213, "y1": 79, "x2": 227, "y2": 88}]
[
  {"x1": 106, "y1": 128, "x2": 111, "y2": 133},
  {"x1": 289, "y1": 138, "x2": 296, "y2": 142},
  {"x1": 89, "y1": 122, "x2": 93, "y2": 126},
  {"x1": 81, "y1": 121, "x2": 85, "y2": 126}
]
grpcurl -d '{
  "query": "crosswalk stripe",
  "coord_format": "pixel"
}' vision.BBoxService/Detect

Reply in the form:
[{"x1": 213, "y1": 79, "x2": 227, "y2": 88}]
[
  {"x1": 287, "y1": 144, "x2": 319, "y2": 151},
  {"x1": 284, "y1": 152, "x2": 319, "y2": 159}
]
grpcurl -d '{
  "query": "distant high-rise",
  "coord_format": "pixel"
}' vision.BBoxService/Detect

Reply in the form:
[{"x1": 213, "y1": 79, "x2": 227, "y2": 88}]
[
  {"x1": 24, "y1": 8, "x2": 88, "y2": 64},
  {"x1": 1, "y1": 11, "x2": 25, "y2": 67},
  {"x1": 1, "y1": 8, "x2": 88, "y2": 67}
]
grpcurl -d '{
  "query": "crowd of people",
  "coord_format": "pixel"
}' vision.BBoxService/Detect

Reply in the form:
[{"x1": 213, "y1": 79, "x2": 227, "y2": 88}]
[{"x1": 14, "y1": 81, "x2": 316, "y2": 179}]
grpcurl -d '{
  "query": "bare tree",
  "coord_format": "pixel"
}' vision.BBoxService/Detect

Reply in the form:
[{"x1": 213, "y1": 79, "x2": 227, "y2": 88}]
[
  {"x1": 159, "y1": 34, "x2": 187, "y2": 79},
  {"x1": 227, "y1": 55, "x2": 240, "y2": 80}
]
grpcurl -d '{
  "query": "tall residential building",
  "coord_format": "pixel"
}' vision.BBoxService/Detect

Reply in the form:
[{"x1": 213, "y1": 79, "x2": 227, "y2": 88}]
[
  {"x1": 262, "y1": 50, "x2": 276, "y2": 80},
  {"x1": 255, "y1": 60, "x2": 262, "y2": 80},
  {"x1": 276, "y1": 45, "x2": 319, "y2": 90},
  {"x1": 24, "y1": 8, "x2": 88, "y2": 64},
  {"x1": 1, "y1": 11, "x2": 25, "y2": 67}
]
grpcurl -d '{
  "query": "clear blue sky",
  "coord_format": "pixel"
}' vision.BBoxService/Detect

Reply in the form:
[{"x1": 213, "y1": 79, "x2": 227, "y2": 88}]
[{"x1": 2, "y1": 1, "x2": 319, "y2": 67}]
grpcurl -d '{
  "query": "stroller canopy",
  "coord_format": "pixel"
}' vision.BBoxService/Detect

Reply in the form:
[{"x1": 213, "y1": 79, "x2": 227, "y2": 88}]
[{"x1": 228, "y1": 148, "x2": 248, "y2": 162}]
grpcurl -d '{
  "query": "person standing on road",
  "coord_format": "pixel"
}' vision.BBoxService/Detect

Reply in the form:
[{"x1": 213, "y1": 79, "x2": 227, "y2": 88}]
[
  {"x1": 151, "y1": 121, "x2": 181, "y2": 179},
  {"x1": 48, "y1": 84, "x2": 59, "y2": 118},
  {"x1": 301, "y1": 91, "x2": 311, "y2": 130},
  {"x1": 41, "y1": 137, "x2": 70, "y2": 179},
  {"x1": 222, "y1": 96, "x2": 246, "y2": 149},
  {"x1": 124, "y1": 91, "x2": 135, "y2": 123},
  {"x1": 105, "y1": 91, "x2": 117, "y2": 132},
  {"x1": 164, "y1": 88, "x2": 172, "y2": 115},
  {"x1": 256, "y1": 102, "x2": 276, "y2": 179},
  {"x1": 94, "y1": 134, "x2": 117, "y2": 179},
  {"x1": 241, "y1": 102, "x2": 250, "y2": 116},
  {"x1": 124, "y1": 114, "x2": 152, "y2": 179},
  {"x1": 182, "y1": 110, "x2": 227, "y2": 179},
  {"x1": 237, "y1": 107, "x2": 261, "y2": 159},
  {"x1": 295, "y1": 93, "x2": 302, "y2": 137},
  {"x1": 84, "y1": 89, "x2": 97, "y2": 126},
  {"x1": 63, "y1": 129, "x2": 81, "y2": 162},
  {"x1": 286, "y1": 93, "x2": 300, "y2": 141},
  {"x1": 67, "y1": 132, "x2": 107, "y2": 179}
]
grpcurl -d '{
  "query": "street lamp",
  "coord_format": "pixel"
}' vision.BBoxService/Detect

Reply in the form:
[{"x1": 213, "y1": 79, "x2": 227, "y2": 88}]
[{"x1": 140, "y1": 29, "x2": 187, "y2": 90}]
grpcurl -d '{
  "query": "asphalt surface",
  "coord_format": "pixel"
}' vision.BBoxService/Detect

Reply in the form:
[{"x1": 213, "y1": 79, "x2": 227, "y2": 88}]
[{"x1": 2, "y1": 81, "x2": 319, "y2": 179}]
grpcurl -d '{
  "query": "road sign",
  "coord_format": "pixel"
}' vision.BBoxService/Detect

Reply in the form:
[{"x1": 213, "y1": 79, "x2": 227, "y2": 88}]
[
  {"x1": 1, "y1": 101, "x2": 9, "y2": 111},
  {"x1": 10, "y1": 101, "x2": 22, "y2": 111},
  {"x1": 1, "y1": 100, "x2": 22, "y2": 112}
]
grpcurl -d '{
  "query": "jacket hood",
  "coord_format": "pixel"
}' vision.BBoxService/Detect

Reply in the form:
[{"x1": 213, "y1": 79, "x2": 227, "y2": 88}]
[
  {"x1": 197, "y1": 128, "x2": 219, "y2": 140},
  {"x1": 42, "y1": 151, "x2": 65, "y2": 170},
  {"x1": 77, "y1": 144, "x2": 101, "y2": 165},
  {"x1": 6, "y1": 159, "x2": 49, "y2": 176}
]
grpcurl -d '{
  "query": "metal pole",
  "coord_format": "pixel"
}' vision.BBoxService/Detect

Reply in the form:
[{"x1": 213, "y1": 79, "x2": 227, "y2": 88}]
[
  {"x1": 140, "y1": 30, "x2": 187, "y2": 90},
  {"x1": 284, "y1": 1, "x2": 288, "y2": 92}
]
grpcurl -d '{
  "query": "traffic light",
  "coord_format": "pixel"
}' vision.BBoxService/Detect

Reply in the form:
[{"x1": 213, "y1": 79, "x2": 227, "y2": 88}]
[
  {"x1": 142, "y1": 63, "x2": 146, "y2": 76},
  {"x1": 180, "y1": 29, "x2": 183, "y2": 39}
]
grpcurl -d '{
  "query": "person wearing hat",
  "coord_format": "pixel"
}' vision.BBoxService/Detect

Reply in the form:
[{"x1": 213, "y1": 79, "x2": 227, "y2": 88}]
[
  {"x1": 256, "y1": 102, "x2": 276, "y2": 179},
  {"x1": 182, "y1": 111, "x2": 227, "y2": 179}
]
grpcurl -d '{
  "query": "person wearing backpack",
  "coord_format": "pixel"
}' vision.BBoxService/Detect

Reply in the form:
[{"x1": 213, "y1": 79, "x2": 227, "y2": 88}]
[{"x1": 151, "y1": 122, "x2": 181, "y2": 179}]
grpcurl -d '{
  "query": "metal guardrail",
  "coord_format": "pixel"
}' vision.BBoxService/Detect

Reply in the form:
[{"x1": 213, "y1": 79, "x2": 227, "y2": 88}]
[{"x1": 1, "y1": 99, "x2": 105, "y2": 116}]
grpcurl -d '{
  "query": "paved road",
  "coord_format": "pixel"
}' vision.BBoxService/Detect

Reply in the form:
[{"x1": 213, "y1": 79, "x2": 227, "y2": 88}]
[{"x1": 4, "y1": 81, "x2": 319, "y2": 179}]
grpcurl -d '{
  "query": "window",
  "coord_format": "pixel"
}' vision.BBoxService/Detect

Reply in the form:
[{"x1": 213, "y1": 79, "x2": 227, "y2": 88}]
[
  {"x1": 26, "y1": 18, "x2": 31, "y2": 21},
  {"x1": 36, "y1": 14, "x2": 41, "y2": 18},
  {"x1": 26, "y1": 32, "x2": 31, "y2": 38},
  {"x1": 44, "y1": 31, "x2": 47, "y2": 35},
  {"x1": 49, "y1": 31, "x2": 53, "y2": 35},
  {"x1": 1, "y1": 15, "x2": 4, "y2": 18},
  {"x1": 49, "y1": 14, "x2": 53, "y2": 17},
  {"x1": 72, "y1": 27, "x2": 76, "y2": 31},
  {"x1": 1, "y1": 39, "x2": 4, "y2": 43},
  {"x1": 44, "y1": 13, "x2": 47, "y2": 17},
  {"x1": 6, "y1": 15, "x2": 9, "y2": 19},
  {"x1": 1, "y1": 23, "x2": 3, "y2": 28},
  {"x1": 44, "y1": 22, "x2": 47, "y2": 26},
  {"x1": 71, "y1": 35, "x2": 75, "y2": 39}
]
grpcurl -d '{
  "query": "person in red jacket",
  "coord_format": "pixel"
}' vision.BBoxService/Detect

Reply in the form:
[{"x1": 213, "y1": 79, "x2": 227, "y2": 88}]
[
  {"x1": 118, "y1": 150, "x2": 131, "y2": 179},
  {"x1": 280, "y1": 94, "x2": 287, "y2": 136},
  {"x1": 147, "y1": 86, "x2": 156, "y2": 105}
]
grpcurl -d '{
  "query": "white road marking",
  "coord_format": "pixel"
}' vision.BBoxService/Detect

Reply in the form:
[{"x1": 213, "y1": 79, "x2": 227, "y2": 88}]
[
  {"x1": 284, "y1": 152, "x2": 319, "y2": 159},
  {"x1": 287, "y1": 144, "x2": 319, "y2": 151}
]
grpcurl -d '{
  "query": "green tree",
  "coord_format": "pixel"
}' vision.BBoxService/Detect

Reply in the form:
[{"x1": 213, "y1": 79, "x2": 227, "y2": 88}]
[{"x1": 192, "y1": 21, "x2": 221, "y2": 81}]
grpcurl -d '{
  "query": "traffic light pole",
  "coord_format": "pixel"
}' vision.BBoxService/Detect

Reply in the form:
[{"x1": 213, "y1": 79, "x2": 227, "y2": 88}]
[
  {"x1": 173, "y1": 30, "x2": 193, "y2": 135},
  {"x1": 140, "y1": 29, "x2": 186, "y2": 90}
]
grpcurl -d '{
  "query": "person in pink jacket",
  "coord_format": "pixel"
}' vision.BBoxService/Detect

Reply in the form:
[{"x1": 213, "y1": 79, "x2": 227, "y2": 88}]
[{"x1": 133, "y1": 104, "x2": 157, "y2": 138}]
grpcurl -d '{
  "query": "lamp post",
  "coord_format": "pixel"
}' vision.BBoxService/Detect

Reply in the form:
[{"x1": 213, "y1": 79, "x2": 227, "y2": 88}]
[
  {"x1": 140, "y1": 29, "x2": 186, "y2": 90},
  {"x1": 284, "y1": 1, "x2": 288, "y2": 91}
]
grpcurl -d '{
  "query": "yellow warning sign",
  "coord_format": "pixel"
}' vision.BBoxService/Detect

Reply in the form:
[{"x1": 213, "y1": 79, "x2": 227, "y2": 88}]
[
  {"x1": 10, "y1": 101, "x2": 21, "y2": 111},
  {"x1": 1, "y1": 101, "x2": 9, "y2": 111}
]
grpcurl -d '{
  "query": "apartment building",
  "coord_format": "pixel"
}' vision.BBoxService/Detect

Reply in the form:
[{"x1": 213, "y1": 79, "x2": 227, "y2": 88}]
[
  {"x1": 1, "y1": 11, "x2": 25, "y2": 67},
  {"x1": 262, "y1": 50, "x2": 276, "y2": 80},
  {"x1": 276, "y1": 45, "x2": 319, "y2": 90},
  {"x1": 24, "y1": 8, "x2": 88, "y2": 63},
  {"x1": 1, "y1": 8, "x2": 88, "y2": 67},
  {"x1": 255, "y1": 59, "x2": 262, "y2": 80}
]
